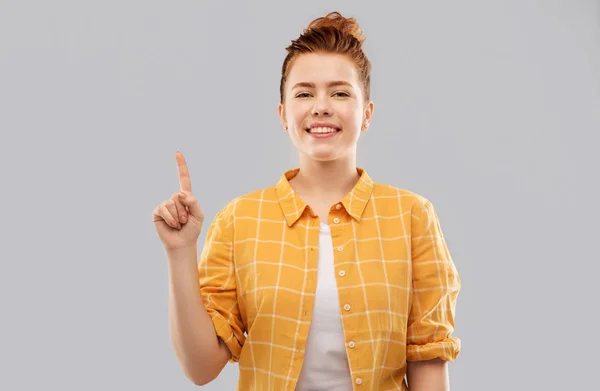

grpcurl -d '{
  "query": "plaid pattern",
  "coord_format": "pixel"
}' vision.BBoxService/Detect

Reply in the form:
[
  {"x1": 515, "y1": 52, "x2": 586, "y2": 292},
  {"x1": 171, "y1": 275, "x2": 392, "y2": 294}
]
[{"x1": 198, "y1": 167, "x2": 461, "y2": 390}]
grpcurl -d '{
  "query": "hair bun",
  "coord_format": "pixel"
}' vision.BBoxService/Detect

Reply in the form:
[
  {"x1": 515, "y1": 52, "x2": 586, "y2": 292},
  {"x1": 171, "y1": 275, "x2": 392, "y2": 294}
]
[{"x1": 306, "y1": 11, "x2": 365, "y2": 44}]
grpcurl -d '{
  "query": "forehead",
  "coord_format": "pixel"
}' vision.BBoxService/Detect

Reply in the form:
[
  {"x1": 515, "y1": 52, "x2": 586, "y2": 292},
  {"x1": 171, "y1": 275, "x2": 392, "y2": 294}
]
[{"x1": 286, "y1": 53, "x2": 359, "y2": 87}]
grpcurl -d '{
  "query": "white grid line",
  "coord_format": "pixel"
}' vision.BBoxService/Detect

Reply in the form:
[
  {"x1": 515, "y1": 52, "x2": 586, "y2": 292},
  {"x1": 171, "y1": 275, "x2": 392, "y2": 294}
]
[
  {"x1": 267, "y1": 218, "x2": 287, "y2": 391},
  {"x1": 371, "y1": 198, "x2": 393, "y2": 387},
  {"x1": 250, "y1": 189, "x2": 264, "y2": 389},
  {"x1": 231, "y1": 234, "x2": 411, "y2": 248}
]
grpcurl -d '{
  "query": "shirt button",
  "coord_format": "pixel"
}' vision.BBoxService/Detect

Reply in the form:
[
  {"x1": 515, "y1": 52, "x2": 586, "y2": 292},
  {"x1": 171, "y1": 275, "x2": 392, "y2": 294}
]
[
  {"x1": 337, "y1": 246, "x2": 343, "y2": 251},
  {"x1": 348, "y1": 341, "x2": 355, "y2": 348},
  {"x1": 355, "y1": 378, "x2": 363, "y2": 385},
  {"x1": 344, "y1": 304, "x2": 351, "y2": 311},
  {"x1": 338, "y1": 270, "x2": 345, "y2": 277},
  {"x1": 335, "y1": 204, "x2": 342, "y2": 210},
  {"x1": 333, "y1": 217, "x2": 340, "y2": 224}
]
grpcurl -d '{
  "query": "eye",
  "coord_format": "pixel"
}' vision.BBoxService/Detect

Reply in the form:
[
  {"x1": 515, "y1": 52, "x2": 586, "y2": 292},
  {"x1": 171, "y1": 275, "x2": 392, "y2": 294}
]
[
  {"x1": 334, "y1": 92, "x2": 350, "y2": 97},
  {"x1": 295, "y1": 93, "x2": 311, "y2": 98}
]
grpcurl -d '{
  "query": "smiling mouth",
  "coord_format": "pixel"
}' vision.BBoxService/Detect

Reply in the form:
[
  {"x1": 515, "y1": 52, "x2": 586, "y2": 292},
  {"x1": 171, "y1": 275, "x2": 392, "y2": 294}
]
[{"x1": 305, "y1": 126, "x2": 341, "y2": 134}]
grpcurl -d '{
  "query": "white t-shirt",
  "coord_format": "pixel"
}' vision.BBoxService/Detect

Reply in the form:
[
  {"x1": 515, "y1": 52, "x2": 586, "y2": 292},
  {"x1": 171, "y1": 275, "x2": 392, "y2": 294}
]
[{"x1": 295, "y1": 223, "x2": 354, "y2": 390}]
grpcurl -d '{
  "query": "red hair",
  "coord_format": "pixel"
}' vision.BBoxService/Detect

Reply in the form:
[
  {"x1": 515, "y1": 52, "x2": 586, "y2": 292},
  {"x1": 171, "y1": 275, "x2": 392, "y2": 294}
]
[{"x1": 279, "y1": 11, "x2": 371, "y2": 104}]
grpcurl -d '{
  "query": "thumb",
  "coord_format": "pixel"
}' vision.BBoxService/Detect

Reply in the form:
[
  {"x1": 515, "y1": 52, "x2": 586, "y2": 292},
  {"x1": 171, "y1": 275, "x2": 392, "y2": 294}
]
[{"x1": 178, "y1": 192, "x2": 203, "y2": 219}]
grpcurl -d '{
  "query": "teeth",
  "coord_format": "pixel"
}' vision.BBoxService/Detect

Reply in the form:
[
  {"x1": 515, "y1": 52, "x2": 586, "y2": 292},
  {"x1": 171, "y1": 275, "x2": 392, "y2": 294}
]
[{"x1": 308, "y1": 127, "x2": 339, "y2": 133}]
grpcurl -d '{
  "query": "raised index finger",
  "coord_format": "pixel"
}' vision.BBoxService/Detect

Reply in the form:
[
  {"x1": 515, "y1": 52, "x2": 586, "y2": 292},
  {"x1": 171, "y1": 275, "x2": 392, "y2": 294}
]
[{"x1": 175, "y1": 151, "x2": 192, "y2": 193}]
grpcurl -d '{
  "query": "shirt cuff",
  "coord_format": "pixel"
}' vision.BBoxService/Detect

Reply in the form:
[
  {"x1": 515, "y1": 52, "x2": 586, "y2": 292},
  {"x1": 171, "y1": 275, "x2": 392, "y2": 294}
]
[
  {"x1": 208, "y1": 309, "x2": 244, "y2": 363},
  {"x1": 406, "y1": 337, "x2": 461, "y2": 362}
]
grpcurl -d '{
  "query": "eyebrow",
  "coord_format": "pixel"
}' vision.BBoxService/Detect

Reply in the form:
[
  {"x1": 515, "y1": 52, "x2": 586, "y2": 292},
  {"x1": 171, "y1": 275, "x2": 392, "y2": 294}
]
[{"x1": 291, "y1": 81, "x2": 354, "y2": 90}]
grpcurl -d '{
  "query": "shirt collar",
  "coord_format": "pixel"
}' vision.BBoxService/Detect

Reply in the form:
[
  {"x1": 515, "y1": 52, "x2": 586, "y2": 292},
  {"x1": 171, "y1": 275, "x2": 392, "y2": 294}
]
[{"x1": 275, "y1": 167, "x2": 374, "y2": 227}]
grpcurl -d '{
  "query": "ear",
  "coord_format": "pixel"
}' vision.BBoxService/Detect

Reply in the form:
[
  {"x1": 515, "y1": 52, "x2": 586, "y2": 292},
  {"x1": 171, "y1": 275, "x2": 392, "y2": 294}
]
[
  {"x1": 362, "y1": 101, "x2": 375, "y2": 131},
  {"x1": 277, "y1": 103, "x2": 287, "y2": 131}
]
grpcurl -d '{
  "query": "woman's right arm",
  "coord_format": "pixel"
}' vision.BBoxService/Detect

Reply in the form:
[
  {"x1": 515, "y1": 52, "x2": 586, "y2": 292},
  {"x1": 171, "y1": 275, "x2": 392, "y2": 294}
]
[
  {"x1": 154, "y1": 152, "x2": 241, "y2": 385},
  {"x1": 167, "y1": 245, "x2": 231, "y2": 386}
]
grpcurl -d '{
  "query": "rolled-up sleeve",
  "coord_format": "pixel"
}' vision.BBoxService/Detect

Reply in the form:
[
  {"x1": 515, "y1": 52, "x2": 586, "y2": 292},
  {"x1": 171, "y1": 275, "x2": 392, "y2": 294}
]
[
  {"x1": 407, "y1": 197, "x2": 461, "y2": 362},
  {"x1": 198, "y1": 201, "x2": 245, "y2": 363}
]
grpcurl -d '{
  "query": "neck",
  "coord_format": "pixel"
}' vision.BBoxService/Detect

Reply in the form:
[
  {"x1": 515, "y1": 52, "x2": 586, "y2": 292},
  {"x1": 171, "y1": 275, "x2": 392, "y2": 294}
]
[{"x1": 291, "y1": 154, "x2": 360, "y2": 199}]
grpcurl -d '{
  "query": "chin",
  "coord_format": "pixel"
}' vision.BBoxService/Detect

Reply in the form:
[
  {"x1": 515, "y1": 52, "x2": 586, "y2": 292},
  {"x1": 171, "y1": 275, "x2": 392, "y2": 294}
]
[{"x1": 307, "y1": 151, "x2": 339, "y2": 161}]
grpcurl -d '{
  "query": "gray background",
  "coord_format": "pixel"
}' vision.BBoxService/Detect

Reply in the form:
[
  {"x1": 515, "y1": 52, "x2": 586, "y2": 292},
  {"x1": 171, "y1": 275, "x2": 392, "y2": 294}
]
[{"x1": 1, "y1": 0, "x2": 599, "y2": 390}]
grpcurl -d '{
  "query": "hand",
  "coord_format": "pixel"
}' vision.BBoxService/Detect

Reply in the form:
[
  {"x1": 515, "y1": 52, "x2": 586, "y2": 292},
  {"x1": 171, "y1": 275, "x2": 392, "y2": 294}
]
[{"x1": 153, "y1": 152, "x2": 205, "y2": 252}]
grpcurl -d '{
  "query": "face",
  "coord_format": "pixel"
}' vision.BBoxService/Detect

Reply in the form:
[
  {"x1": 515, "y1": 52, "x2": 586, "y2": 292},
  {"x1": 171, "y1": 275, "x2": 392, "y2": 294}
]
[{"x1": 278, "y1": 53, "x2": 374, "y2": 162}]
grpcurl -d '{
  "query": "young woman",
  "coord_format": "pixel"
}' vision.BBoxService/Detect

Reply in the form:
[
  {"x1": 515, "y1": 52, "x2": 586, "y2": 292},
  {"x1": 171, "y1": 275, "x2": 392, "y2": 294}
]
[{"x1": 153, "y1": 11, "x2": 461, "y2": 391}]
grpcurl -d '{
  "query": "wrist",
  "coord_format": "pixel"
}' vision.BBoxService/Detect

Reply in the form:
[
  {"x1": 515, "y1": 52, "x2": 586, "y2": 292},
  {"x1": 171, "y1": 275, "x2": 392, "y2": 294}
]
[{"x1": 166, "y1": 245, "x2": 198, "y2": 261}]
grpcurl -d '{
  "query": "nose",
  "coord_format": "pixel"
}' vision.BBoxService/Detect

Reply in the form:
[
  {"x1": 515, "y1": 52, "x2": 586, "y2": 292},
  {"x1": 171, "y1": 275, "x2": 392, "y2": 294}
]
[{"x1": 311, "y1": 95, "x2": 331, "y2": 116}]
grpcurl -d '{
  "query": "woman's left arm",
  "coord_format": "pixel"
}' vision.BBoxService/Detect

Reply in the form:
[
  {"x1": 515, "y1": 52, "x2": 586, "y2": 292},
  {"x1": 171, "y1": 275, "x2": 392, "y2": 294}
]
[
  {"x1": 406, "y1": 198, "x2": 461, "y2": 390},
  {"x1": 406, "y1": 358, "x2": 449, "y2": 391}
]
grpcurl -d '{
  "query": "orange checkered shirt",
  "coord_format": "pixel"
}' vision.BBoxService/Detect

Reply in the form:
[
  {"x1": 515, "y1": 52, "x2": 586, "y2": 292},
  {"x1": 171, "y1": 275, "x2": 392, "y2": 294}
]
[{"x1": 198, "y1": 167, "x2": 461, "y2": 390}]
